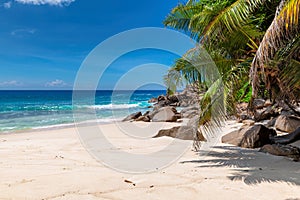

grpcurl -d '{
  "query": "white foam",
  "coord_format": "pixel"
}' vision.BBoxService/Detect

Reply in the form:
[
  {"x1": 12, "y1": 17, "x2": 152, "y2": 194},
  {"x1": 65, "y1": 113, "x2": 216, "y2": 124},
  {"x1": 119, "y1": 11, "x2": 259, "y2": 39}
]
[{"x1": 88, "y1": 104, "x2": 140, "y2": 110}]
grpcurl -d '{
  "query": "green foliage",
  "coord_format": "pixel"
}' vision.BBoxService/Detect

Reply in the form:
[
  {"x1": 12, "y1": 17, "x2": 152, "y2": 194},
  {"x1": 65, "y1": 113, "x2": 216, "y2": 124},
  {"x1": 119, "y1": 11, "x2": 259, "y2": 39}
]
[{"x1": 163, "y1": 0, "x2": 299, "y2": 148}]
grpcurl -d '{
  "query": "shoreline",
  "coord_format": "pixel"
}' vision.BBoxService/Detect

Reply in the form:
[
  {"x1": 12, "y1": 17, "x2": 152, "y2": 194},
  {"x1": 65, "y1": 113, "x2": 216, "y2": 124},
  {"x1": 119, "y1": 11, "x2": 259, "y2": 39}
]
[
  {"x1": 0, "y1": 117, "x2": 125, "y2": 135},
  {"x1": 1, "y1": 120, "x2": 300, "y2": 199}
]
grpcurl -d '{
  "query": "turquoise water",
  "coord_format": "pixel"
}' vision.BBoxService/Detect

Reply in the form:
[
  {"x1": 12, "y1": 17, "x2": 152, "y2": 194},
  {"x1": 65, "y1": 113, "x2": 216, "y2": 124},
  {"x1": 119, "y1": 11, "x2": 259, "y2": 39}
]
[{"x1": 0, "y1": 90, "x2": 165, "y2": 133}]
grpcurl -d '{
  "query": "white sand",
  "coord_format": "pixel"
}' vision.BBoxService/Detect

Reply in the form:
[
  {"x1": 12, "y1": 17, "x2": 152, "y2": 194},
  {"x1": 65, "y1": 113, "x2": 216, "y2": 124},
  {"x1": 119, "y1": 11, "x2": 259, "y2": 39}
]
[{"x1": 0, "y1": 121, "x2": 300, "y2": 200}]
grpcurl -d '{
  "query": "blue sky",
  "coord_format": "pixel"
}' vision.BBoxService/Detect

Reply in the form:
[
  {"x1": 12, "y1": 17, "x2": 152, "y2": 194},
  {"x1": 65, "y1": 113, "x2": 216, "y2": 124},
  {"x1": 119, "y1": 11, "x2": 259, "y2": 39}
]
[{"x1": 0, "y1": 0, "x2": 185, "y2": 90}]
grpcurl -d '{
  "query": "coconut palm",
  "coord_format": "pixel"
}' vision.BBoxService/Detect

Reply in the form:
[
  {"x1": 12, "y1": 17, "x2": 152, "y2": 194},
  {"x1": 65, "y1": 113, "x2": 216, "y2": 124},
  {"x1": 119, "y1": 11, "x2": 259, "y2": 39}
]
[
  {"x1": 250, "y1": 0, "x2": 300, "y2": 105},
  {"x1": 163, "y1": 0, "x2": 289, "y2": 147}
]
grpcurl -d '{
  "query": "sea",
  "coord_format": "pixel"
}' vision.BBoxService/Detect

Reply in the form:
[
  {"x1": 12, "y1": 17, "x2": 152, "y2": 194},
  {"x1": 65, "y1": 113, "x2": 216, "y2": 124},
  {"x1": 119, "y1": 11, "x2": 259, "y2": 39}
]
[{"x1": 0, "y1": 90, "x2": 165, "y2": 133}]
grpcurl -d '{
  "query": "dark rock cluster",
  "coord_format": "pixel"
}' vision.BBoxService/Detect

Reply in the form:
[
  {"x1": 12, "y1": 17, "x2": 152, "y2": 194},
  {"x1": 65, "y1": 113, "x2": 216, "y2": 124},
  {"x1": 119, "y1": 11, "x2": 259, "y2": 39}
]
[
  {"x1": 122, "y1": 84, "x2": 205, "y2": 141},
  {"x1": 223, "y1": 99, "x2": 300, "y2": 161}
]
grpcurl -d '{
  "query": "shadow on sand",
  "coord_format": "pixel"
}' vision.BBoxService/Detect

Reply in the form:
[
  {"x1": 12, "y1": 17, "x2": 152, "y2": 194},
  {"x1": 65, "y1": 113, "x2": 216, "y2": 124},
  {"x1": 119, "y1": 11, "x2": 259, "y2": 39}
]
[{"x1": 181, "y1": 145, "x2": 300, "y2": 185}]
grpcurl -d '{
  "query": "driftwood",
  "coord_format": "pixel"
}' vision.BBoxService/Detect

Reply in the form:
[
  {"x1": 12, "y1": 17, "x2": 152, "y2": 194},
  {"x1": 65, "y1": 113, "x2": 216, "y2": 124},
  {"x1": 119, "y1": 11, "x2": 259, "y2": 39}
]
[{"x1": 271, "y1": 127, "x2": 300, "y2": 144}]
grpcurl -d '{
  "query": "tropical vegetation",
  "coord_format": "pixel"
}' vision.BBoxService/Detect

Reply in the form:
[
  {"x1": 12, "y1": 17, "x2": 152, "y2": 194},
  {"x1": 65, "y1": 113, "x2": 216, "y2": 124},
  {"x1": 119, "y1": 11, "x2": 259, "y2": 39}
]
[{"x1": 163, "y1": 0, "x2": 300, "y2": 147}]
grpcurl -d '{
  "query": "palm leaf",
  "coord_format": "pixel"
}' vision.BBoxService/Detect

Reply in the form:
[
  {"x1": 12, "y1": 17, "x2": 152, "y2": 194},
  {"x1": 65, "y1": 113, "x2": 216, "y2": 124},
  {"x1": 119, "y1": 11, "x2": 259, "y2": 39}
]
[{"x1": 250, "y1": 0, "x2": 300, "y2": 100}]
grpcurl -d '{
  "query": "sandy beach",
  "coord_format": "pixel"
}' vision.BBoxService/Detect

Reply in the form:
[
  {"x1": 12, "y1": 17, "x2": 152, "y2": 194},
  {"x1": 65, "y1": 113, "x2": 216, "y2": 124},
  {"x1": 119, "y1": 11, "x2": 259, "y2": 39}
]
[{"x1": 0, "y1": 121, "x2": 299, "y2": 200}]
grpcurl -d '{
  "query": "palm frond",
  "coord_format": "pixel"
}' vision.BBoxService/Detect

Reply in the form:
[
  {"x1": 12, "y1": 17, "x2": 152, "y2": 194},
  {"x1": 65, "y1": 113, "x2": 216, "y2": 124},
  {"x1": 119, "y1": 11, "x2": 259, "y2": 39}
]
[
  {"x1": 250, "y1": 0, "x2": 300, "y2": 100},
  {"x1": 199, "y1": 0, "x2": 267, "y2": 45}
]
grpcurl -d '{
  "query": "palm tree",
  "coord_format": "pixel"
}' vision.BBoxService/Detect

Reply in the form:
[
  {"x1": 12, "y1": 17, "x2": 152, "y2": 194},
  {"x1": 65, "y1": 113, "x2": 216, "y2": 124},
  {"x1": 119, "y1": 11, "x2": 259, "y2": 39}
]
[
  {"x1": 164, "y1": 0, "x2": 268, "y2": 145},
  {"x1": 250, "y1": 0, "x2": 300, "y2": 105},
  {"x1": 164, "y1": 0, "x2": 299, "y2": 148}
]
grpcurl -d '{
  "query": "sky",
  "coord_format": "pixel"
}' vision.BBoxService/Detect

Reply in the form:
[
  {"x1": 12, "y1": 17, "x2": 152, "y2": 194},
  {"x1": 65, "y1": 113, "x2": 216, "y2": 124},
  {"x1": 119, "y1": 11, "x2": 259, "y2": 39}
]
[{"x1": 0, "y1": 0, "x2": 186, "y2": 90}]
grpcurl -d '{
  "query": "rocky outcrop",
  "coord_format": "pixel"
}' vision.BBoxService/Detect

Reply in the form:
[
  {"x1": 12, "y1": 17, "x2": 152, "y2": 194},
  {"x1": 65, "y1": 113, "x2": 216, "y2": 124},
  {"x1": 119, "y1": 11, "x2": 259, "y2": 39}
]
[
  {"x1": 152, "y1": 107, "x2": 179, "y2": 122},
  {"x1": 260, "y1": 144, "x2": 300, "y2": 161},
  {"x1": 270, "y1": 127, "x2": 300, "y2": 145},
  {"x1": 122, "y1": 112, "x2": 142, "y2": 122},
  {"x1": 154, "y1": 126, "x2": 205, "y2": 141},
  {"x1": 239, "y1": 125, "x2": 276, "y2": 148},
  {"x1": 222, "y1": 125, "x2": 276, "y2": 148},
  {"x1": 274, "y1": 115, "x2": 300, "y2": 133},
  {"x1": 253, "y1": 99, "x2": 265, "y2": 109},
  {"x1": 154, "y1": 126, "x2": 192, "y2": 140},
  {"x1": 254, "y1": 105, "x2": 279, "y2": 121},
  {"x1": 135, "y1": 115, "x2": 150, "y2": 122},
  {"x1": 221, "y1": 126, "x2": 250, "y2": 146},
  {"x1": 148, "y1": 97, "x2": 157, "y2": 103},
  {"x1": 176, "y1": 84, "x2": 202, "y2": 107}
]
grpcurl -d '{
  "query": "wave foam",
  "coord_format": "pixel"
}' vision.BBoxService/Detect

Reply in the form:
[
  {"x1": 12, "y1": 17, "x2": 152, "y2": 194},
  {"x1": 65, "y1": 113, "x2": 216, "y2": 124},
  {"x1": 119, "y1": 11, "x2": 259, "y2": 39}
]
[{"x1": 89, "y1": 104, "x2": 140, "y2": 110}]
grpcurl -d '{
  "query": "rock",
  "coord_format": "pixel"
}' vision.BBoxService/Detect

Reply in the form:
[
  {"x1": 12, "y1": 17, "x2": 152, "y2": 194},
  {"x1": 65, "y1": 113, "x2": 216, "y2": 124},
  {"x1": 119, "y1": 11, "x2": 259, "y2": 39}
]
[
  {"x1": 275, "y1": 115, "x2": 300, "y2": 133},
  {"x1": 148, "y1": 97, "x2": 157, "y2": 103},
  {"x1": 259, "y1": 144, "x2": 300, "y2": 161},
  {"x1": 122, "y1": 112, "x2": 142, "y2": 122},
  {"x1": 180, "y1": 102, "x2": 188, "y2": 107},
  {"x1": 182, "y1": 110, "x2": 198, "y2": 118},
  {"x1": 152, "y1": 107, "x2": 178, "y2": 122},
  {"x1": 169, "y1": 102, "x2": 180, "y2": 107},
  {"x1": 157, "y1": 95, "x2": 167, "y2": 102},
  {"x1": 135, "y1": 115, "x2": 150, "y2": 122},
  {"x1": 239, "y1": 125, "x2": 277, "y2": 148},
  {"x1": 242, "y1": 119, "x2": 255, "y2": 126},
  {"x1": 266, "y1": 117, "x2": 277, "y2": 128},
  {"x1": 143, "y1": 111, "x2": 150, "y2": 116},
  {"x1": 264, "y1": 99, "x2": 273, "y2": 107},
  {"x1": 154, "y1": 125, "x2": 205, "y2": 141},
  {"x1": 155, "y1": 126, "x2": 191, "y2": 140},
  {"x1": 253, "y1": 99, "x2": 266, "y2": 109},
  {"x1": 187, "y1": 115, "x2": 199, "y2": 127},
  {"x1": 180, "y1": 106, "x2": 199, "y2": 118},
  {"x1": 175, "y1": 113, "x2": 182, "y2": 119},
  {"x1": 167, "y1": 95, "x2": 179, "y2": 103},
  {"x1": 270, "y1": 127, "x2": 300, "y2": 145},
  {"x1": 238, "y1": 114, "x2": 250, "y2": 121},
  {"x1": 254, "y1": 105, "x2": 279, "y2": 121},
  {"x1": 222, "y1": 126, "x2": 251, "y2": 146}
]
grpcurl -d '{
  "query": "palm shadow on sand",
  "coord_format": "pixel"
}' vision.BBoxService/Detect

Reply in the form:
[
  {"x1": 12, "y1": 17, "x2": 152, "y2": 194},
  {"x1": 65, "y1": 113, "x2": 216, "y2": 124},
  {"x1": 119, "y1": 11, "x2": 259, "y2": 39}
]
[{"x1": 181, "y1": 146, "x2": 300, "y2": 185}]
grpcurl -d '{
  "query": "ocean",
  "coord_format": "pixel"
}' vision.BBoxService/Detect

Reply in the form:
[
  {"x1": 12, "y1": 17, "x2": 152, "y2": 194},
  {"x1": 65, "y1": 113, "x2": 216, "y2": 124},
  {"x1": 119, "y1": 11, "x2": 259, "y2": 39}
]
[{"x1": 0, "y1": 90, "x2": 165, "y2": 133}]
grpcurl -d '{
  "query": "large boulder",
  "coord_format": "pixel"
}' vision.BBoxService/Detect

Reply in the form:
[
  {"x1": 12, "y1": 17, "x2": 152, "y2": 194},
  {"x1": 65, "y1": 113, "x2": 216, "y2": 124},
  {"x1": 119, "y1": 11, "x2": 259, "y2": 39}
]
[
  {"x1": 239, "y1": 125, "x2": 276, "y2": 148},
  {"x1": 270, "y1": 127, "x2": 300, "y2": 144},
  {"x1": 154, "y1": 125, "x2": 205, "y2": 141},
  {"x1": 253, "y1": 99, "x2": 266, "y2": 109},
  {"x1": 222, "y1": 126, "x2": 251, "y2": 146},
  {"x1": 259, "y1": 144, "x2": 300, "y2": 161},
  {"x1": 275, "y1": 115, "x2": 300, "y2": 133},
  {"x1": 135, "y1": 115, "x2": 150, "y2": 122},
  {"x1": 254, "y1": 105, "x2": 279, "y2": 121},
  {"x1": 182, "y1": 109, "x2": 199, "y2": 119},
  {"x1": 222, "y1": 125, "x2": 276, "y2": 148},
  {"x1": 180, "y1": 106, "x2": 199, "y2": 118},
  {"x1": 157, "y1": 95, "x2": 167, "y2": 102},
  {"x1": 148, "y1": 97, "x2": 157, "y2": 103},
  {"x1": 155, "y1": 126, "x2": 191, "y2": 140},
  {"x1": 167, "y1": 95, "x2": 179, "y2": 104},
  {"x1": 122, "y1": 112, "x2": 142, "y2": 122},
  {"x1": 152, "y1": 107, "x2": 178, "y2": 122}
]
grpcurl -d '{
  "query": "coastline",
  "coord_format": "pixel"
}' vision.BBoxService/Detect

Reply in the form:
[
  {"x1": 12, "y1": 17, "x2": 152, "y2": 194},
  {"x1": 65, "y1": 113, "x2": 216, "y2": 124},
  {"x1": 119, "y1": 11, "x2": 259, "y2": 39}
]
[
  {"x1": 0, "y1": 117, "x2": 127, "y2": 135},
  {"x1": 1, "y1": 121, "x2": 300, "y2": 200}
]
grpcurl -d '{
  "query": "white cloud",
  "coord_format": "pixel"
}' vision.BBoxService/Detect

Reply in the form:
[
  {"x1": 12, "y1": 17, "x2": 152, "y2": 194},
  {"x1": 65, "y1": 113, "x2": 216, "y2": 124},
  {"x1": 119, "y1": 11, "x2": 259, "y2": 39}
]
[
  {"x1": 0, "y1": 80, "x2": 22, "y2": 86},
  {"x1": 11, "y1": 28, "x2": 36, "y2": 37},
  {"x1": 45, "y1": 79, "x2": 67, "y2": 87},
  {"x1": 3, "y1": 1, "x2": 12, "y2": 9},
  {"x1": 15, "y1": 0, "x2": 75, "y2": 6}
]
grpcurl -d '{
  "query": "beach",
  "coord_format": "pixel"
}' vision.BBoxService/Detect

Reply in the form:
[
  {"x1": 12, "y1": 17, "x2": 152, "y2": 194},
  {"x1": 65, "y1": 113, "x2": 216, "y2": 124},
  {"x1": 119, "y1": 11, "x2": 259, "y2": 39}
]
[{"x1": 1, "y1": 121, "x2": 300, "y2": 200}]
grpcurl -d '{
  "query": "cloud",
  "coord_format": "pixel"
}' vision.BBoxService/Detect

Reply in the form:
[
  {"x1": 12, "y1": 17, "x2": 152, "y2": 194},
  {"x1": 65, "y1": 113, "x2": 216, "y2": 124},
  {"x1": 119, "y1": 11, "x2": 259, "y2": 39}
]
[
  {"x1": 14, "y1": 0, "x2": 75, "y2": 6},
  {"x1": 45, "y1": 79, "x2": 67, "y2": 87},
  {"x1": 11, "y1": 28, "x2": 36, "y2": 37},
  {"x1": 0, "y1": 80, "x2": 22, "y2": 86},
  {"x1": 3, "y1": 1, "x2": 12, "y2": 9}
]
